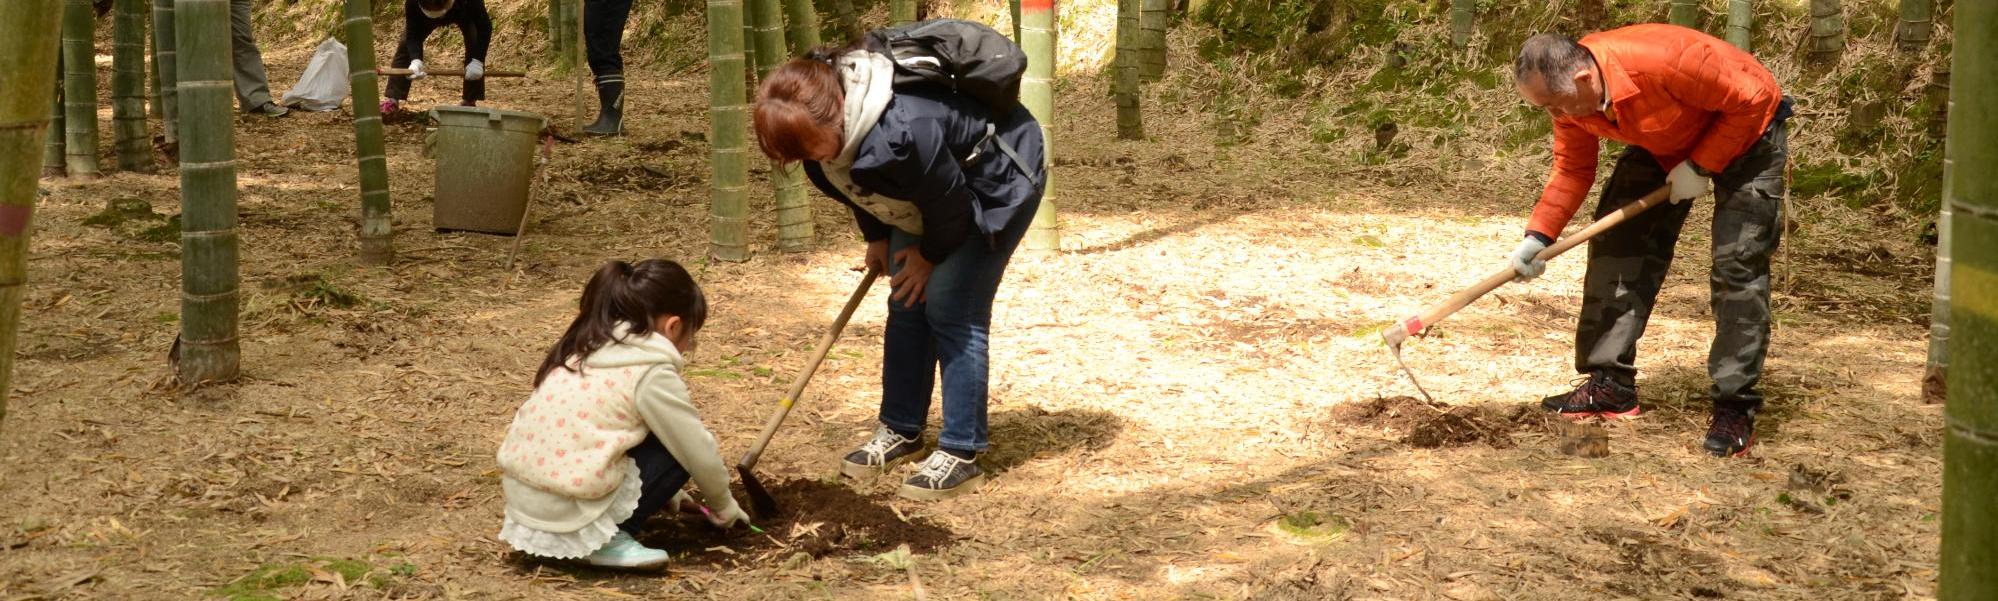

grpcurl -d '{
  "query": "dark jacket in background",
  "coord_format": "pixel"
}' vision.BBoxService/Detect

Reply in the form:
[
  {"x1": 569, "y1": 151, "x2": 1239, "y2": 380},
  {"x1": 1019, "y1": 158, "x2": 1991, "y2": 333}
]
[
  {"x1": 385, "y1": 0, "x2": 493, "y2": 103},
  {"x1": 802, "y1": 88, "x2": 1046, "y2": 264}
]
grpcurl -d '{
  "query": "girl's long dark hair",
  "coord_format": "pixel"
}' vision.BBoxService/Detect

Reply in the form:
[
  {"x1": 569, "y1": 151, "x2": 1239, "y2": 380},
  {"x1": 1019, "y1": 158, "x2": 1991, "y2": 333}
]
[{"x1": 535, "y1": 259, "x2": 708, "y2": 386}]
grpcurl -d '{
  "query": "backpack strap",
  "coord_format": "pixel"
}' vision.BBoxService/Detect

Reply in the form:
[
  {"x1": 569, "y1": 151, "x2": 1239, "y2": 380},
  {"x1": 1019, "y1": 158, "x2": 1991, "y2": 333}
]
[{"x1": 960, "y1": 123, "x2": 1043, "y2": 190}]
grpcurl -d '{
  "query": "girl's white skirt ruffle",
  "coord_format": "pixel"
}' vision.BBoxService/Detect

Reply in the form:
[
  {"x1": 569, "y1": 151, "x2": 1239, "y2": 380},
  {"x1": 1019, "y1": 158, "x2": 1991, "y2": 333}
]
[{"x1": 496, "y1": 458, "x2": 641, "y2": 559}]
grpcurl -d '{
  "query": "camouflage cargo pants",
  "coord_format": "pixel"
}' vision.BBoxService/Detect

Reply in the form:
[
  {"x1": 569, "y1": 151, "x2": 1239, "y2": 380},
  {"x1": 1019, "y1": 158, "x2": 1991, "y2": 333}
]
[{"x1": 1576, "y1": 120, "x2": 1788, "y2": 410}]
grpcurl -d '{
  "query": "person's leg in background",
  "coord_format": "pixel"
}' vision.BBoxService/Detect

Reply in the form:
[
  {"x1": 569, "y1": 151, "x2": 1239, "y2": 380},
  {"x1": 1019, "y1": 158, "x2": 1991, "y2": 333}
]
[
  {"x1": 228, "y1": 0, "x2": 285, "y2": 116},
  {"x1": 458, "y1": 0, "x2": 493, "y2": 106},
  {"x1": 582, "y1": 0, "x2": 635, "y2": 135}
]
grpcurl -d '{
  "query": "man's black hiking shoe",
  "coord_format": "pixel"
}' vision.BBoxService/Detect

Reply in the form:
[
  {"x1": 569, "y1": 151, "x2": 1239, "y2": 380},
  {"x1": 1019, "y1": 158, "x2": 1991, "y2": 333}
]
[
  {"x1": 840, "y1": 425, "x2": 924, "y2": 479},
  {"x1": 1703, "y1": 406, "x2": 1756, "y2": 457},
  {"x1": 1539, "y1": 372, "x2": 1640, "y2": 418},
  {"x1": 898, "y1": 451, "x2": 985, "y2": 501}
]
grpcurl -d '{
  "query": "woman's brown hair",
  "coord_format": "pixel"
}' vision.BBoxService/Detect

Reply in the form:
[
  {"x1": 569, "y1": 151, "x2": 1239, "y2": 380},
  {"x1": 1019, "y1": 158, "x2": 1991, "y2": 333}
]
[{"x1": 752, "y1": 53, "x2": 846, "y2": 163}]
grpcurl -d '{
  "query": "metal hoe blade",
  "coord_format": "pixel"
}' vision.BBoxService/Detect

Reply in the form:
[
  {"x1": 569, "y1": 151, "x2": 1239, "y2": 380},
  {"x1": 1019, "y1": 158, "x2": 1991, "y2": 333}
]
[{"x1": 1386, "y1": 341, "x2": 1435, "y2": 404}]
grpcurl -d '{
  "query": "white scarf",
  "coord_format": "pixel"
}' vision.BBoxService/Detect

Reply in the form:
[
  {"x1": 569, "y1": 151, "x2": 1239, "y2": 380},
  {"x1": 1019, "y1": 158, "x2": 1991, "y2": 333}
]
[{"x1": 820, "y1": 50, "x2": 925, "y2": 235}]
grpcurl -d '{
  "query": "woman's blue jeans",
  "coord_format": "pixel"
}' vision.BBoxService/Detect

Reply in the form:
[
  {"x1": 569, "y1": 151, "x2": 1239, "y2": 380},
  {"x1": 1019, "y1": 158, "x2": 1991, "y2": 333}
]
[{"x1": 879, "y1": 195, "x2": 1041, "y2": 453}]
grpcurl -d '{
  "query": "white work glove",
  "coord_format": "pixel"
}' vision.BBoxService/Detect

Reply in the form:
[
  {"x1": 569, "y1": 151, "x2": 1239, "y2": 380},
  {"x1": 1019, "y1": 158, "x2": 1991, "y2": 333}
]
[
  {"x1": 1511, "y1": 236, "x2": 1548, "y2": 281},
  {"x1": 407, "y1": 59, "x2": 428, "y2": 80},
  {"x1": 668, "y1": 490, "x2": 696, "y2": 513},
  {"x1": 463, "y1": 59, "x2": 484, "y2": 81},
  {"x1": 1668, "y1": 161, "x2": 1708, "y2": 204},
  {"x1": 705, "y1": 499, "x2": 750, "y2": 529}
]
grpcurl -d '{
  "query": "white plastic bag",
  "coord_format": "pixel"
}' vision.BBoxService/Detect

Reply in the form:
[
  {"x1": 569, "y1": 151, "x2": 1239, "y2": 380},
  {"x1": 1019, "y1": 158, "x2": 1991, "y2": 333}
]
[{"x1": 281, "y1": 38, "x2": 351, "y2": 112}]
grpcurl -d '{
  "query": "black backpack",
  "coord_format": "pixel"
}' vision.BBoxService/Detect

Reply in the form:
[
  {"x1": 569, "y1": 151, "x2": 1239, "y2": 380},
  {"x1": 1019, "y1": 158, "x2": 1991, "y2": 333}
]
[{"x1": 865, "y1": 19, "x2": 1028, "y2": 117}]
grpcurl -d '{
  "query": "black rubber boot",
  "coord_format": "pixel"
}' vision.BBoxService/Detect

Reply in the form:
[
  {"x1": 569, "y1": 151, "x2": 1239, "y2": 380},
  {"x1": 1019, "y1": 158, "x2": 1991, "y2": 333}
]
[{"x1": 584, "y1": 78, "x2": 625, "y2": 137}]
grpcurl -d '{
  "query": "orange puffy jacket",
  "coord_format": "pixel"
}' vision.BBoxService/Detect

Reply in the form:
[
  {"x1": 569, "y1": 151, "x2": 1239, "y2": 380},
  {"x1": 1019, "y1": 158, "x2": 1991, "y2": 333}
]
[{"x1": 1526, "y1": 24, "x2": 1782, "y2": 240}]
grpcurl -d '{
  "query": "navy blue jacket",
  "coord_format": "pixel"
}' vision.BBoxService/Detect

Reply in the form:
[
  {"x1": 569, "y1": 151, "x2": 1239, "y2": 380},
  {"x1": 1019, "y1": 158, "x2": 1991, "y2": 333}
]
[{"x1": 802, "y1": 88, "x2": 1046, "y2": 264}]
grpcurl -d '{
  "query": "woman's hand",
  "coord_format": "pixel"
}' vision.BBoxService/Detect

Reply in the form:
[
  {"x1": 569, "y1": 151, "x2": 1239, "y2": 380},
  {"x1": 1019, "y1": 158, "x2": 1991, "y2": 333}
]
[
  {"x1": 889, "y1": 247, "x2": 932, "y2": 308},
  {"x1": 865, "y1": 240, "x2": 889, "y2": 275}
]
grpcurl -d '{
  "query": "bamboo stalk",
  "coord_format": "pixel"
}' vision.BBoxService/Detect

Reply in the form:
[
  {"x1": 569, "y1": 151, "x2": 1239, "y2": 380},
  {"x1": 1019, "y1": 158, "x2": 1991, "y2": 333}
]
[
  {"x1": 783, "y1": 0, "x2": 821, "y2": 54},
  {"x1": 44, "y1": 54, "x2": 66, "y2": 179},
  {"x1": 709, "y1": 0, "x2": 751, "y2": 261},
  {"x1": 1726, "y1": 0, "x2": 1751, "y2": 52},
  {"x1": 749, "y1": 0, "x2": 815, "y2": 251},
  {"x1": 1449, "y1": 0, "x2": 1474, "y2": 49},
  {"x1": 1138, "y1": 0, "x2": 1167, "y2": 80},
  {"x1": 1021, "y1": 0, "x2": 1057, "y2": 250},
  {"x1": 891, "y1": 0, "x2": 916, "y2": 26},
  {"x1": 175, "y1": 0, "x2": 242, "y2": 383},
  {"x1": 346, "y1": 0, "x2": 393, "y2": 265},
  {"x1": 1114, "y1": 0, "x2": 1143, "y2": 140},
  {"x1": 829, "y1": 0, "x2": 861, "y2": 43},
  {"x1": 62, "y1": 0, "x2": 101, "y2": 178},
  {"x1": 152, "y1": 0, "x2": 178, "y2": 146},
  {"x1": 1807, "y1": 0, "x2": 1844, "y2": 64},
  {"x1": 1895, "y1": 0, "x2": 1931, "y2": 53},
  {"x1": 113, "y1": 0, "x2": 153, "y2": 172},
  {"x1": 1667, "y1": 0, "x2": 1697, "y2": 27},
  {"x1": 1, "y1": 0, "x2": 66, "y2": 433},
  {"x1": 1940, "y1": 0, "x2": 1996, "y2": 593}
]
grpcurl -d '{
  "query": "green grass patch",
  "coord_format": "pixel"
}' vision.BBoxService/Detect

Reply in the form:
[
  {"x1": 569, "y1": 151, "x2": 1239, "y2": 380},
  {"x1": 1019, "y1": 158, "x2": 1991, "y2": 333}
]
[
  {"x1": 82, "y1": 198, "x2": 158, "y2": 228},
  {"x1": 1275, "y1": 511, "x2": 1350, "y2": 544},
  {"x1": 213, "y1": 557, "x2": 415, "y2": 600},
  {"x1": 215, "y1": 563, "x2": 312, "y2": 601}
]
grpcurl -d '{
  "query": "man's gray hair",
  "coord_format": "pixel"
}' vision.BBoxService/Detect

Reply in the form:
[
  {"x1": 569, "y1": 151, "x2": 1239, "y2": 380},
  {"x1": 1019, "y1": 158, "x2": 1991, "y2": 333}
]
[{"x1": 1514, "y1": 34, "x2": 1594, "y2": 93}]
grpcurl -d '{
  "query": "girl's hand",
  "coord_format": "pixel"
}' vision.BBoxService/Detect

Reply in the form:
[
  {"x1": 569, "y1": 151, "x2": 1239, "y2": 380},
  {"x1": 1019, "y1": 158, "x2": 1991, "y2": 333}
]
[
  {"x1": 865, "y1": 240, "x2": 889, "y2": 274},
  {"x1": 889, "y1": 248, "x2": 932, "y2": 308},
  {"x1": 707, "y1": 503, "x2": 751, "y2": 529},
  {"x1": 670, "y1": 490, "x2": 702, "y2": 515}
]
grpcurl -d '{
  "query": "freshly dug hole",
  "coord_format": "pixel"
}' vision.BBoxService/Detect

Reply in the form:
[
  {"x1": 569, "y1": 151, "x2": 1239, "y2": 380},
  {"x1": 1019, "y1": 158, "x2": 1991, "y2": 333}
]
[{"x1": 628, "y1": 478, "x2": 956, "y2": 568}]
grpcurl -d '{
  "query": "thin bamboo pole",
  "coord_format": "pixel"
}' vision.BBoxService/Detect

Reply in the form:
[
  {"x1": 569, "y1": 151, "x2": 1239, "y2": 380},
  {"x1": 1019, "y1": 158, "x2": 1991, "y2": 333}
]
[
  {"x1": 153, "y1": 0, "x2": 178, "y2": 146},
  {"x1": 114, "y1": 0, "x2": 154, "y2": 172},
  {"x1": 1020, "y1": 0, "x2": 1058, "y2": 250},
  {"x1": 175, "y1": 0, "x2": 242, "y2": 383},
  {"x1": 1114, "y1": 0, "x2": 1143, "y2": 140},
  {"x1": 62, "y1": 0, "x2": 101, "y2": 178},
  {"x1": 1940, "y1": 0, "x2": 1997, "y2": 594},
  {"x1": 0, "y1": 0, "x2": 66, "y2": 433},
  {"x1": 709, "y1": 0, "x2": 751, "y2": 261},
  {"x1": 749, "y1": 0, "x2": 816, "y2": 251},
  {"x1": 346, "y1": 0, "x2": 393, "y2": 265},
  {"x1": 43, "y1": 55, "x2": 65, "y2": 179}
]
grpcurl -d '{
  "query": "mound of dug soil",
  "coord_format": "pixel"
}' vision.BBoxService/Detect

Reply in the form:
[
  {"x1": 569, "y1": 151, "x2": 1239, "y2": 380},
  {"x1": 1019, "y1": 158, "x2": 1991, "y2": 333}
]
[
  {"x1": 630, "y1": 478, "x2": 957, "y2": 568},
  {"x1": 1334, "y1": 396, "x2": 1545, "y2": 449}
]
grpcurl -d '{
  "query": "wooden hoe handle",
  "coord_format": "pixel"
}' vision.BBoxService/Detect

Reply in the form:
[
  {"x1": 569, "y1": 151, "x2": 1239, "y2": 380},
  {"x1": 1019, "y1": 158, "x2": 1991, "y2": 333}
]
[
  {"x1": 1381, "y1": 185, "x2": 1672, "y2": 349},
  {"x1": 737, "y1": 268, "x2": 882, "y2": 471},
  {"x1": 377, "y1": 67, "x2": 526, "y2": 78}
]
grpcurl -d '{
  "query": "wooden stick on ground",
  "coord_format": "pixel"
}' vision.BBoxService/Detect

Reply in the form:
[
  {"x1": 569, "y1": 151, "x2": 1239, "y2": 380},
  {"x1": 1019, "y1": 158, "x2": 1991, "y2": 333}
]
[
  {"x1": 377, "y1": 67, "x2": 525, "y2": 78},
  {"x1": 505, "y1": 133, "x2": 555, "y2": 274}
]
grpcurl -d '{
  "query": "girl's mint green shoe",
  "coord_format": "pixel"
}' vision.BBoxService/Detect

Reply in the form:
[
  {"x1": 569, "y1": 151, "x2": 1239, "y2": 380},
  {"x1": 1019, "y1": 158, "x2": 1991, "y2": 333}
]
[{"x1": 584, "y1": 531, "x2": 669, "y2": 571}]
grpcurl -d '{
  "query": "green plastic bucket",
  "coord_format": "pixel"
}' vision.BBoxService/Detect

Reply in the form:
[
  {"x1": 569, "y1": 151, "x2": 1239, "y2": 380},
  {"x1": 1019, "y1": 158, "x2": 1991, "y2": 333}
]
[{"x1": 429, "y1": 106, "x2": 546, "y2": 235}]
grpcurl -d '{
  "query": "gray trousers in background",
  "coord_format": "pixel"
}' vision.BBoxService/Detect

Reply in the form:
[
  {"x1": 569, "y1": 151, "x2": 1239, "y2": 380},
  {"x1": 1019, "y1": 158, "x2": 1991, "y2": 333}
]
[
  {"x1": 230, "y1": 0, "x2": 274, "y2": 109},
  {"x1": 1575, "y1": 121, "x2": 1788, "y2": 411}
]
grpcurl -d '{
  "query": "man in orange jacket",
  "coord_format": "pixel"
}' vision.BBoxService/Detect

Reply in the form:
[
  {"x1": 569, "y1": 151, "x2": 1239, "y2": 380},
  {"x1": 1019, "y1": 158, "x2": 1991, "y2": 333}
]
[{"x1": 1509, "y1": 25, "x2": 1791, "y2": 457}]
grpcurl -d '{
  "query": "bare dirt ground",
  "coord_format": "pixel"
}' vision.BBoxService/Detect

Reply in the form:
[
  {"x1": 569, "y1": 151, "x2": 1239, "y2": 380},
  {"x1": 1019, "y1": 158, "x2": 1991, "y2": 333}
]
[{"x1": 1, "y1": 21, "x2": 1944, "y2": 601}]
